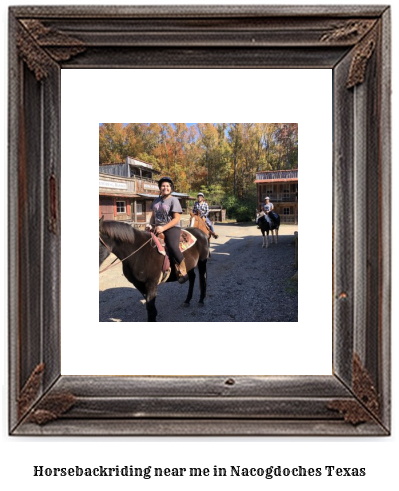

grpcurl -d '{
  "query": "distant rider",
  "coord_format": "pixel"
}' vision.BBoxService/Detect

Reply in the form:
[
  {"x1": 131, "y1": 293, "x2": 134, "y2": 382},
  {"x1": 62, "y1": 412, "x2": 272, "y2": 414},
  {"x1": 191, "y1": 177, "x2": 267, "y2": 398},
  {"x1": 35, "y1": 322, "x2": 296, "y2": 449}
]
[
  {"x1": 262, "y1": 196, "x2": 277, "y2": 226},
  {"x1": 193, "y1": 193, "x2": 218, "y2": 239}
]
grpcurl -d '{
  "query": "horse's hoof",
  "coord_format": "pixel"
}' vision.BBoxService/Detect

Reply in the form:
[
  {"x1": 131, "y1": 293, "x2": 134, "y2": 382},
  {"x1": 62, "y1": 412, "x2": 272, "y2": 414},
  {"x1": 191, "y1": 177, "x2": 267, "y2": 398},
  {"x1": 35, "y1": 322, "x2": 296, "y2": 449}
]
[
  {"x1": 198, "y1": 301, "x2": 205, "y2": 307},
  {"x1": 182, "y1": 302, "x2": 190, "y2": 308}
]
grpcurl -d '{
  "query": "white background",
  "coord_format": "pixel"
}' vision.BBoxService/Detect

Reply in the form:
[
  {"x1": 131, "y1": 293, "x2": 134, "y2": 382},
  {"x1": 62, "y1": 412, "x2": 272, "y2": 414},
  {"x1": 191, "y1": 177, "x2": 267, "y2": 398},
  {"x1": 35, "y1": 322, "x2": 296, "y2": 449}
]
[
  {"x1": 1, "y1": 1, "x2": 398, "y2": 491},
  {"x1": 61, "y1": 68, "x2": 332, "y2": 376}
]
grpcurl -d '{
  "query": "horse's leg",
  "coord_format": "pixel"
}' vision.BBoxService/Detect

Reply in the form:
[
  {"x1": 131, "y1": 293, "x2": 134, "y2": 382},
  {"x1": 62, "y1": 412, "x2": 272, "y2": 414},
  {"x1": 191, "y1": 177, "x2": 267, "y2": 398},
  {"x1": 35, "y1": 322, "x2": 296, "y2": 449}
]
[
  {"x1": 263, "y1": 230, "x2": 269, "y2": 248},
  {"x1": 262, "y1": 231, "x2": 266, "y2": 248},
  {"x1": 145, "y1": 283, "x2": 158, "y2": 322},
  {"x1": 184, "y1": 269, "x2": 196, "y2": 306},
  {"x1": 197, "y1": 259, "x2": 207, "y2": 305},
  {"x1": 275, "y1": 228, "x2": 279, "y2": 244}
]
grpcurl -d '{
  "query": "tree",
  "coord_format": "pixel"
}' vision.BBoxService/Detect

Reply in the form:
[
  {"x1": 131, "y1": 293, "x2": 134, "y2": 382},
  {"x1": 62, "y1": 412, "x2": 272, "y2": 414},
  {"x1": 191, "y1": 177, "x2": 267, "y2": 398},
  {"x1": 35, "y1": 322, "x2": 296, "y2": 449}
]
[
  {"x1": 99, "y1": 123, "x2": 126, "y2": 163},
  {"x1": 99, "y1": 122, "x2": 298, "y2": 200},
  {"x1": 227, "y1": 123, "x2": 244, "y2": 197}
]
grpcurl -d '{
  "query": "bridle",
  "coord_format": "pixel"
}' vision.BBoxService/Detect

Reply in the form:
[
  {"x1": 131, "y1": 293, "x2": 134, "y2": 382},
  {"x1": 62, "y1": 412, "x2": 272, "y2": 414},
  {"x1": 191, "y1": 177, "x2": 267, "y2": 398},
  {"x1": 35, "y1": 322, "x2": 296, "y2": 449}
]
[{"x1": 99, "y1": 234, "x2": 153, "y2": 274}]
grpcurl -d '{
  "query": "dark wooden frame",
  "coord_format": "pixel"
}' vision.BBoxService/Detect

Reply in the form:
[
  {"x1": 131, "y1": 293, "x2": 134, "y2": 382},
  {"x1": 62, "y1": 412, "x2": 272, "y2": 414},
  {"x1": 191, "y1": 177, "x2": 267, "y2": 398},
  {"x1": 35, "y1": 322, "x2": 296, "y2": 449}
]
[{"x1": 8, "y1": 5, "x2": 391, "y2": 436}]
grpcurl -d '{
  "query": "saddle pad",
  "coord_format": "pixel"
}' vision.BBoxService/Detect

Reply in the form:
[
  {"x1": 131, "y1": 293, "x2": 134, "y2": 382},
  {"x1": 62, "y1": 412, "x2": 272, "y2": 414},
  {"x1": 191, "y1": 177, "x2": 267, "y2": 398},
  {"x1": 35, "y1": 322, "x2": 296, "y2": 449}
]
[
  {"x1": 151, "y1": 230, "x2": 197, "y2": 278},
  {"x1": 179, "y1": 230, "x2": 197, "y2": 251},
  {"x1": 151, "y1": 230, "x2": 197, "y2": 255}
]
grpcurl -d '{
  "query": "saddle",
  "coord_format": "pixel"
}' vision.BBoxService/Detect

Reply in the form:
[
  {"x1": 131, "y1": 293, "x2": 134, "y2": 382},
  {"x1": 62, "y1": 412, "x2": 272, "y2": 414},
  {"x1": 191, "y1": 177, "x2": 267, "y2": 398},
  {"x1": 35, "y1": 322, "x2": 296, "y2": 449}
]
[
  {"x1": 151, "y1": 229, "x2": 197, "y2": 284},
  {"x1": 258, "y1": 211, "x2": 277, "y2": 227}
]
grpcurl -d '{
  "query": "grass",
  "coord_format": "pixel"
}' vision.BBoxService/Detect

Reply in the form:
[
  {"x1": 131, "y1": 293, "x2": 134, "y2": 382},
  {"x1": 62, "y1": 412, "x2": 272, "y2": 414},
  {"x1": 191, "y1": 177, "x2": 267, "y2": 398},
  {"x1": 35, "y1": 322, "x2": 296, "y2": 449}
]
[{"x1": 285, "y1": 271, "x2": 298, "y2": 294}]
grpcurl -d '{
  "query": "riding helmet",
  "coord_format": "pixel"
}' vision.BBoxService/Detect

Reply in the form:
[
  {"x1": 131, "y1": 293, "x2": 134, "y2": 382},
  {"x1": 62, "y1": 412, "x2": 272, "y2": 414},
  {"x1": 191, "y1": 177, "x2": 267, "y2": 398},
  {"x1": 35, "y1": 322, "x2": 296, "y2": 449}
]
[
  {"x1": 197, "y1": 193, "x2": 205, "y2": 197},
  {"x1": 265, "y1": 196, "x2": 270, "y2": 200},
  {"x1": 158, "y1": 176, "x2": 174, "y2": 190}
]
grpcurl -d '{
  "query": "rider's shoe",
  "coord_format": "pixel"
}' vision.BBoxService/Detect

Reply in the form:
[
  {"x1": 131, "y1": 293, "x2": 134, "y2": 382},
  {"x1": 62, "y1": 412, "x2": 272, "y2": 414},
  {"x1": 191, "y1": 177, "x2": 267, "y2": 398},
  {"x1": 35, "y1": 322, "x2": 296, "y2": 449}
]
[{"x1": 176, "y1": 259, "x2": 189, "y2": 284}]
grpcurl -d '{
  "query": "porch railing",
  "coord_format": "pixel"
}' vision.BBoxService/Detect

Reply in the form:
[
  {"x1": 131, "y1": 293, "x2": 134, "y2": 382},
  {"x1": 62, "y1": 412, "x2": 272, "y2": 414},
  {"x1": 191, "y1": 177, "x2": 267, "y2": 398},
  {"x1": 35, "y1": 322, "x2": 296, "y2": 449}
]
[
  {"x1": 279, "y1": 215, "x2": 298, "y2": 224},
  {"x1": 261, "y1": 193, "x2": 297, "y2": 202}
]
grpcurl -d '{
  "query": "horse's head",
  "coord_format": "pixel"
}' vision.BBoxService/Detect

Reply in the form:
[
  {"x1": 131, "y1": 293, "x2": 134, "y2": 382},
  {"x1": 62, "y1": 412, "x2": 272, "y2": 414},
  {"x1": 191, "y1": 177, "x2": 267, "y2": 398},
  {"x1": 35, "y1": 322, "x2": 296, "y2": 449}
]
[{"x1": 257, "y1": 211, "x2": 265, "y2": 221}]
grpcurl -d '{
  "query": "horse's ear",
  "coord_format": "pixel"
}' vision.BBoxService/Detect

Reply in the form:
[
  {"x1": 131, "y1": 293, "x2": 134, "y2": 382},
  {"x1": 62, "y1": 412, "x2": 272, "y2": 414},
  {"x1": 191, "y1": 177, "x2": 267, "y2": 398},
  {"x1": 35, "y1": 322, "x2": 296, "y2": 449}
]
[{"x1": 99, "y1": 215, "x2": 104, "y2": 229}]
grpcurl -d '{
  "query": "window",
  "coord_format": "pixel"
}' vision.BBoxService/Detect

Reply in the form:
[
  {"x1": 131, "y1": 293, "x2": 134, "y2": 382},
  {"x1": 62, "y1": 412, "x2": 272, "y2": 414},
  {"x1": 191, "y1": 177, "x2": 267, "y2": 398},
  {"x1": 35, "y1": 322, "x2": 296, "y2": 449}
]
[
  {"x1": 116, "y1": 201, "x2": 126, "y2": 214},
  {"x1": 136, "y1": 203, "x2": 143, "y2": 215},
  {"x1": 283, "y1": 207, "x2": 290, "y2": 215},
  {"x1": 130, "y1": 167, "x2": 138, "y2": 177},
  {"x1": 283, "y1": 189, "x2": 290, "y2": 198}
]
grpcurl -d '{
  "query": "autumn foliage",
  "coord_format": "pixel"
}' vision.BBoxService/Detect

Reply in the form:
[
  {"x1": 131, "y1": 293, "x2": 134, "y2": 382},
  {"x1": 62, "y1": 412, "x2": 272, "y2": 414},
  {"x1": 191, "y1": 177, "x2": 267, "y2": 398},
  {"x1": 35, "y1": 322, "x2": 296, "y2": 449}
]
[{"x1": 99, "y1": 123, "x2": 298, "y2": 201}]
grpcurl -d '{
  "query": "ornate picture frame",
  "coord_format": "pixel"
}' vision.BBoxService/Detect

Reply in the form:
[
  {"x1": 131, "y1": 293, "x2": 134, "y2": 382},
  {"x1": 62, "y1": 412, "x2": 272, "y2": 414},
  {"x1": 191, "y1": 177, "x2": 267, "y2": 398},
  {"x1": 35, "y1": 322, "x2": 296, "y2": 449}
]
[{"x1": 8, "y1": 5, "x2": 391, "y2": 435}]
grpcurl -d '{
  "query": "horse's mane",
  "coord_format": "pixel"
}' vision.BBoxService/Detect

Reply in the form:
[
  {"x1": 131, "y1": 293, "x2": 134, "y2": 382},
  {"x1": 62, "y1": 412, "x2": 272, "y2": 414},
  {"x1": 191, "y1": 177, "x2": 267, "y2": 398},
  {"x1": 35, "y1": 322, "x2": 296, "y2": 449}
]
[{"x1": 100, "y1": 220, "x2": 141, "y2": 244}]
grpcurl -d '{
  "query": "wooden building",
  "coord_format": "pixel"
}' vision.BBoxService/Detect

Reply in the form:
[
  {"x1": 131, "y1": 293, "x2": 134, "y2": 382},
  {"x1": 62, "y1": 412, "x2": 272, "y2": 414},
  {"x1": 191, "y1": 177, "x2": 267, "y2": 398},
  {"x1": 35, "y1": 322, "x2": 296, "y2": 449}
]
[
  {"x1": 99, "y1": 156, "x2": 155, "y2": 180},
  {"x1": 208, "y1": 205, "x2": 226, "y2": 223},
  {"x1": 99, "y1": 157, "x2": 195, "y2": 227},
  {"x1": 255, "y1": 169, "x2": 298, "y2": 224},
  {"x1": 99, "y1": 173, "x2": 157, "y2": 226}
]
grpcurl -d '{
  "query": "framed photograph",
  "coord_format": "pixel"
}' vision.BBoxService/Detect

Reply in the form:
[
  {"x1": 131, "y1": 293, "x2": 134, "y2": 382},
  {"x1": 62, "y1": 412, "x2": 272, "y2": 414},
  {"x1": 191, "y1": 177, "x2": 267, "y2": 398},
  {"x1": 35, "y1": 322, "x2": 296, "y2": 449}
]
[
  {"x1": 96, "y1": 121, "x2": 300, "y2": 325},
  {"x1": 8, "y1": 5, "x2": 391, "y2": 435}
]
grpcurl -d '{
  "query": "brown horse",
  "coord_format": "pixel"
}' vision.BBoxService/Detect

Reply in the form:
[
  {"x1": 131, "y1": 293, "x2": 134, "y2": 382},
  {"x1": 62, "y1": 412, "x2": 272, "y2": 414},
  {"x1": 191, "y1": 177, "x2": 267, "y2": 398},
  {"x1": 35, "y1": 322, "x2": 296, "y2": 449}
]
[
  {"x1": 99, "y1": 218, "x2": 209, "y2": 322},
  {"x1": 190, "y1": 211, "x2": 217, "y2": 239}
]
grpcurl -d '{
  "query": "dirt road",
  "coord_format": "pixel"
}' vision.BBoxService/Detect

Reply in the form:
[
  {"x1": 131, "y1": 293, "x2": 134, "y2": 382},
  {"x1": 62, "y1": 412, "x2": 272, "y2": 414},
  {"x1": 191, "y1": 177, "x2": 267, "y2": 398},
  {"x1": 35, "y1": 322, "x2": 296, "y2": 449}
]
[{"x1": 99, "y1": 223, "x2": 298, "y2": 323}]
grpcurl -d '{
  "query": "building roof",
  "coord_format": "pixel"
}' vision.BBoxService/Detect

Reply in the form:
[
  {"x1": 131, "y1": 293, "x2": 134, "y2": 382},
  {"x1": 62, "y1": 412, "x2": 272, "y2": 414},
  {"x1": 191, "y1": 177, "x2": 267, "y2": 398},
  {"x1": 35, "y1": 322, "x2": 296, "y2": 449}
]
[
  {"x1": 126, "y1": 156, "x2": 153, "y2": 170},
  {"x1": 99, "y1": 156, "x2": 154, "y2": 170},
  {"x1": 255, "y1": 169, "x2": 298, "y2": 183},
  {"x1": 137, "y1": 193, "x2": 159, "y2": 199},
  {"x1": 172, "y1": 192, "x2": 192, "y2": 198},
  {"x1": 99, "y1": 192, "x2": 141, "y2": 198},
  {"x1": 255, "y1": 178, "x2": 298, "y2": 183}
]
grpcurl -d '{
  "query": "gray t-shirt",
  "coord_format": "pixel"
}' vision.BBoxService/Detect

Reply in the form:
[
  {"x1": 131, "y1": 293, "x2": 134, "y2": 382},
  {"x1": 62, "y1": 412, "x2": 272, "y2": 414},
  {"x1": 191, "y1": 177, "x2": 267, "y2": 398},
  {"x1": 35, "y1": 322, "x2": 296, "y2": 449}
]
[
  {"x1": 152, "y1": 196, "x2": 183, "y2": 226},
  {"x1": 263, "y1": 202, "x2": 274, "y2": 213}
]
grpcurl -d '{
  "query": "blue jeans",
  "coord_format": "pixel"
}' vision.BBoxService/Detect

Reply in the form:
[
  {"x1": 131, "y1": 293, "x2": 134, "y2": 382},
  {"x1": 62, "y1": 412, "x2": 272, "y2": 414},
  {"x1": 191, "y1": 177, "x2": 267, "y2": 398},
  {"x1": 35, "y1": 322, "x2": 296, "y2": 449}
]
[{"x1": 205, "y1": 217, "x2": 215, "y2": 233}]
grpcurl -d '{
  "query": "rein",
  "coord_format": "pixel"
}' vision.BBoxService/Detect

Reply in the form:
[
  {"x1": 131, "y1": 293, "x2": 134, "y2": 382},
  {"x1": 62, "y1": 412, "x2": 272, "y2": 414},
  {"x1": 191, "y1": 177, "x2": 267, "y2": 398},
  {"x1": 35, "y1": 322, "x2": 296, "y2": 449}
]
[{"x1": 99, "y1": 234, "x2": 153, "y2": 274}]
